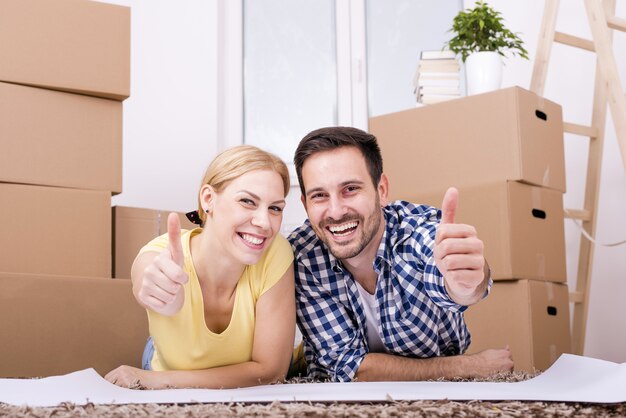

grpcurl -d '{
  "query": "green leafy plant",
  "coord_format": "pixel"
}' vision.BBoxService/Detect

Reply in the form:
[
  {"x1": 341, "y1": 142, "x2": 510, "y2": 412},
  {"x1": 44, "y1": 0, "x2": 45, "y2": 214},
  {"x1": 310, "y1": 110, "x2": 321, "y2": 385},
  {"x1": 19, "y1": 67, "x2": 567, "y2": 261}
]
[{"x1": 445, "y1": 1, "x2": 529, "y2": 62}]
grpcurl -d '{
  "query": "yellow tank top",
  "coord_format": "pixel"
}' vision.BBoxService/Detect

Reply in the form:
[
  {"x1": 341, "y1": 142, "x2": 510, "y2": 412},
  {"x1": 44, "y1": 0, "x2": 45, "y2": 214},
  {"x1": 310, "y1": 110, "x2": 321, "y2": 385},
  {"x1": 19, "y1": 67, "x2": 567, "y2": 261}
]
[{"x1": 139, "y1": 228, "x2": 293, "y2": 371}]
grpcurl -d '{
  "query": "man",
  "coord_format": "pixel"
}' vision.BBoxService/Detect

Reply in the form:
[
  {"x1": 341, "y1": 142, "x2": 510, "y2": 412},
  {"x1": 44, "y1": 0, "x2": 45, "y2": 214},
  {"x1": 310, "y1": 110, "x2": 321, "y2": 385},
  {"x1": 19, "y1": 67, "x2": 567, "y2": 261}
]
[{"x1": 288, "y1": 126, "x2": 513, "y2": 382}]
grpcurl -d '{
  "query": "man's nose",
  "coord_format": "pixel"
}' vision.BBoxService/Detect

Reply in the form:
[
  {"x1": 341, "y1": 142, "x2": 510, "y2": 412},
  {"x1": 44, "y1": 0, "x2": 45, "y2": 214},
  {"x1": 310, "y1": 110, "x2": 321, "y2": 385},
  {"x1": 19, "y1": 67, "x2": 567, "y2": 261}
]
[{"x1": 326, "y1": 195, "x2": 347, "y2": 220}]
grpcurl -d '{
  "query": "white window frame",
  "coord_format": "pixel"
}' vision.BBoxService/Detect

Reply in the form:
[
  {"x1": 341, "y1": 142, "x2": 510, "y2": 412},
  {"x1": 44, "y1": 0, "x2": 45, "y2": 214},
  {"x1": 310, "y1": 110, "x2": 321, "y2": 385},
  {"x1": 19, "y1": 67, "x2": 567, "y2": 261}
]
[{"x1": 217, "y1": 0, "x2": 369, "y2": 157}]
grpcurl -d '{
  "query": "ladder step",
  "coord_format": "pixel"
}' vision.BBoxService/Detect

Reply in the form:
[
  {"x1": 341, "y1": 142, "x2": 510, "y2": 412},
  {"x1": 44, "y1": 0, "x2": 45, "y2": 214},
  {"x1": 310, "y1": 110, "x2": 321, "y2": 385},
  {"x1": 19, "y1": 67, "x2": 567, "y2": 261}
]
[
  {"x1": 564, "y1": 208, "x2": 592, "y2": 221},
  {"x1": 569, "y1": 291, "x2": 584, "y2": 304},
  {"x1": 564, "y1": 122, "x2": 598, "y2": 138},
  {"x1": 607, "y1": 16, "x2": 626, "y2": 32},
  {"x1": 554, "y1": 31, "x2": 595, "y2": 51}
]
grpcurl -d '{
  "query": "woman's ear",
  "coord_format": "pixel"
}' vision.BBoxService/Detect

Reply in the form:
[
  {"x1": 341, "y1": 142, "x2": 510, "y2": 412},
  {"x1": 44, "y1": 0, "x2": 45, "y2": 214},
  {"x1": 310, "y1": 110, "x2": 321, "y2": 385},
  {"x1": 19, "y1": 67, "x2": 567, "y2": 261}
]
[{"x1": 199, "y1": 184, "x2": 216, "y2": 215}]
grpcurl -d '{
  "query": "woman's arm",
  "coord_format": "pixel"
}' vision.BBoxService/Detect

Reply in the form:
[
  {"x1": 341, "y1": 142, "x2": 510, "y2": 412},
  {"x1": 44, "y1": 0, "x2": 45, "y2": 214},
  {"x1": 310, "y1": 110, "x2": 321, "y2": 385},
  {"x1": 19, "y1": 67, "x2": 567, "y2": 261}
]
[{"x1": 106, "y1": 263, "x2": 296, "y2": 389}]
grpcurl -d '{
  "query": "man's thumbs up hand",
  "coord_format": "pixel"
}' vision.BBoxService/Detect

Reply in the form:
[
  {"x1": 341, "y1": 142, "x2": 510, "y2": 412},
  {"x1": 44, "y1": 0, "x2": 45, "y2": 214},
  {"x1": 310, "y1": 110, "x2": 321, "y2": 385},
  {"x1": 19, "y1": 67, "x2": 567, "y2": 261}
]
[
  {"x1": 439, "y1": 187, "x2": 458, "y2": 225},
  {"x1": 434, "y1": 187, "x2": 487, "y2": 306}
]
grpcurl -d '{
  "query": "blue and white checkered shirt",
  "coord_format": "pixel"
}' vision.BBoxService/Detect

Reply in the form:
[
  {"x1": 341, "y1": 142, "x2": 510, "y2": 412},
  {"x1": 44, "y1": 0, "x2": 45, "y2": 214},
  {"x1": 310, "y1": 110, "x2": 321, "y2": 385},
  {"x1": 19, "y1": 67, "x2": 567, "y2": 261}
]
[{"x1": 289, "y1": 200, "x2": 484, "y2": 382}]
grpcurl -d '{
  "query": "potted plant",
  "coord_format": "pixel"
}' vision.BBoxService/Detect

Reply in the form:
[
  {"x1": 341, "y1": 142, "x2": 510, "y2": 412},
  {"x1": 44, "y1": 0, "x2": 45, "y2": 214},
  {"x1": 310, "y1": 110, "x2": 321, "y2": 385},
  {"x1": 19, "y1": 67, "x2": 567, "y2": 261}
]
[{"x1": 445, "y1": 1, "x2": 528, "y2": 95}]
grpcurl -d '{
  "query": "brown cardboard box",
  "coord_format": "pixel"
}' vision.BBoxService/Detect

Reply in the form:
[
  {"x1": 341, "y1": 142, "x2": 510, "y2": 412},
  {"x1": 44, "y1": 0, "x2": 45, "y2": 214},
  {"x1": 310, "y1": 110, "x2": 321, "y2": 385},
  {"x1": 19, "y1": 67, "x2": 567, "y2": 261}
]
[
  {"x1": 0, "y1": 82, "x2": 122, "y2": 193},
  {"x1": 0, "y1": 183, "x2": 111, "y2": 278},
  {"x1": 370, "y1": 86, "x2": 566, "y2": 194},
  {"x1": 411, "y1": 181, "x2": 566, "y2": 282},
  {"x1": 112, "y1": 206, "x2": 198, "y2": 279},
  {"x1": 0, "y1": 0, "x2": 130, "y2": 100},
  {"x1": 464, "y1": 279, "x2": 571, "y2": 372},
  {"x1": 0, "y1": 273, "x2": 148, "y2": 377}
]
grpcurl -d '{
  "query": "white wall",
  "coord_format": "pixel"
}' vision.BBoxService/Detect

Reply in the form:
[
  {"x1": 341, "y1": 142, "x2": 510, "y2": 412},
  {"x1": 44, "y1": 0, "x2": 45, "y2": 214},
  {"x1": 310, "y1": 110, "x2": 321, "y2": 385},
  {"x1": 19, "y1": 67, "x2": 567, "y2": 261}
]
[
  {"x1": 106, "y1": 0, "x2": 309, "y2": 229},
  {"x1": 109, "y1": 0, "x2": 625, "y2": 362},
  {"x1": 471, "y1": 0, "x2": 626, "y2": 362},
  {"x1": 108, "y1": 0, "x2": 219, "y2": 214}
]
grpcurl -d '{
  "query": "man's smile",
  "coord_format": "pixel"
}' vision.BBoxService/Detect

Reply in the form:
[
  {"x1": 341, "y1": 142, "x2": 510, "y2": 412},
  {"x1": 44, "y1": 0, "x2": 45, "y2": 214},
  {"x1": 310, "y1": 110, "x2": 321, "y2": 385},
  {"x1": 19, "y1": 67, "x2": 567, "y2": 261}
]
[{"x1": 326, "y1": 221, "x2": 359, "y2": 237}]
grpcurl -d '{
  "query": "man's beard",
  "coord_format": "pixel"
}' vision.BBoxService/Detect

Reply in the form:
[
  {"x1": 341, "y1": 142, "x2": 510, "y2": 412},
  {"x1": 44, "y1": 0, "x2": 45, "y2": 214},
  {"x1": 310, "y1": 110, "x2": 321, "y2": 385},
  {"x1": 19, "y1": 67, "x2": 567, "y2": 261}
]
[{"x1": 314, "y1": 198, "x2": 383, "y2": 260}]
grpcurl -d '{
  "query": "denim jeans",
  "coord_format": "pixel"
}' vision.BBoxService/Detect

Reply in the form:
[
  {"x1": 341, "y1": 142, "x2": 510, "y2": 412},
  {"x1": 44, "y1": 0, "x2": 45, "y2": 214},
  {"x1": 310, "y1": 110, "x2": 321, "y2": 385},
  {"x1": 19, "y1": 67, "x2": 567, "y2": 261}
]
[{"x1": 141, "y1": 336, "x2": 154, "y2": 371}]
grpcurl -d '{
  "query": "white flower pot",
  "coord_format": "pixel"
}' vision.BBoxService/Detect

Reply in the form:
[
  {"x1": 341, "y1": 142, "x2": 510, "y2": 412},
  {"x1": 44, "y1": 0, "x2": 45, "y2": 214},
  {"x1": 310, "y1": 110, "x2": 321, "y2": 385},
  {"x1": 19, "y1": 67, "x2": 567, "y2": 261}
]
[{"x1": 465, "y1": 51, "x2": 503, "y2": 95}]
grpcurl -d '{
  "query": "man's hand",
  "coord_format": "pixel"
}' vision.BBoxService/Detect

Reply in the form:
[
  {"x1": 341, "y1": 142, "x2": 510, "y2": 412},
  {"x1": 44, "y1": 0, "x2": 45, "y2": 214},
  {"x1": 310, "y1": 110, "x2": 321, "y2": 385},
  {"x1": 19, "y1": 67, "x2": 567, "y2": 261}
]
[
  {"x1": 465, "y1": 346, "x2": 514, "y2": 377},
  {"x1": 135, "y1": 212, "x2": 188, "y2": 316},
  {"x1": 434, "y1": 187, "x2": 487, "y2": 305}
]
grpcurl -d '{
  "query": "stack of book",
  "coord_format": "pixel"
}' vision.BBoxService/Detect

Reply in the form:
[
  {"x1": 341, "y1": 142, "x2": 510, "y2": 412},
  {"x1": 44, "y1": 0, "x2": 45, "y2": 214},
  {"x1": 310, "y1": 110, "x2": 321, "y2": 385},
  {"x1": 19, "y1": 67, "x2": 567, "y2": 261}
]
[{"x1": 413, "y1": 50, "x2": 461, "y2": 105}]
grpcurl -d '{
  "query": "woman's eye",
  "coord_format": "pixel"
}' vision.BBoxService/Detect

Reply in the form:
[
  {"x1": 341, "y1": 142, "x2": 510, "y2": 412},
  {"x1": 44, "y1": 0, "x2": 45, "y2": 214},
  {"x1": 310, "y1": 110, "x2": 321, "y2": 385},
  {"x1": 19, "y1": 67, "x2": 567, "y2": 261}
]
[
  {"x1": 269, "y1": 206, "x2": 284, "y2": 213},
  {"x1": 240, "y1": 198, "x2": 255, "y2": 206}
]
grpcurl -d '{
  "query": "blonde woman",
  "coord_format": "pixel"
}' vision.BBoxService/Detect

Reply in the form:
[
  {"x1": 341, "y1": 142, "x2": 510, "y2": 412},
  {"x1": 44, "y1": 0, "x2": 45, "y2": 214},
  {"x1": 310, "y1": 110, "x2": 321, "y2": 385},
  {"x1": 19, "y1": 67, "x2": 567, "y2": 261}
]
[{"x1": 105, "y1": 145, "x2": 295, "y2": 389}]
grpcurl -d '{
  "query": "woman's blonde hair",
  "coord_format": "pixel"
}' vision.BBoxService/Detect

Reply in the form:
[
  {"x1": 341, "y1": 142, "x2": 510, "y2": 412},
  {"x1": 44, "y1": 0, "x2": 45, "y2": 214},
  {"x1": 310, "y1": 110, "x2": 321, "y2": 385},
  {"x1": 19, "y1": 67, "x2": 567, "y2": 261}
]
[{"x1": 197, "y1": 145, "x2": 290, "y2": 224}]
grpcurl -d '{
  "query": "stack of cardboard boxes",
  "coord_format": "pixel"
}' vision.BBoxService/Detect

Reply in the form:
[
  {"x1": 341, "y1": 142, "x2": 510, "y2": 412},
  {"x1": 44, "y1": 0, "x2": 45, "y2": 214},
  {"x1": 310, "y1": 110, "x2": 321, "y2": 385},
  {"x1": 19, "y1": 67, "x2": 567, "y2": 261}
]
[
  {"x1": 0, "y1": 0, "x2": 148, "y2": 377},
  {"x1": 369, "y1": 87, "x2": 571, "y2": 372}
]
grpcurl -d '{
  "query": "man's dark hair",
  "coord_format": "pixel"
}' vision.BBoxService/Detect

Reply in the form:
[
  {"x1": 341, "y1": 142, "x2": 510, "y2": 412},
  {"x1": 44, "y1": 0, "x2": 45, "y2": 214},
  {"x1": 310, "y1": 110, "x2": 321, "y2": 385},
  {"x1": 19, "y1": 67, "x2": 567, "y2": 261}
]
[{"x1": 294, "y1": 126, "x2": 384, "y2": 197}]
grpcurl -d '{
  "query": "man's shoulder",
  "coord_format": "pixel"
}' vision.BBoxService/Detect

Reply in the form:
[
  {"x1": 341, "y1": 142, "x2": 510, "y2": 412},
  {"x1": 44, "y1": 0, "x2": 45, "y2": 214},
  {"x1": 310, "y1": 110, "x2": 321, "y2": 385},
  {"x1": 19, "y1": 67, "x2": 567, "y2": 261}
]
[
  {"x1": 287, "y1": 221, "x2": 324, "y2": 255},
  {"x1": 385, "y1": 200, "x2": 440, "y2": 230}
]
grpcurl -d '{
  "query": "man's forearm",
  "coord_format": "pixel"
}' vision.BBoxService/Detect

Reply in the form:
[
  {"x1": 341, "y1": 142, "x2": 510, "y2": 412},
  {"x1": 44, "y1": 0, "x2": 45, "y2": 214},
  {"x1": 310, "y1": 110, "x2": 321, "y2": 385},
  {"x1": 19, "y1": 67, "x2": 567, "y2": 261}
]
[
  {"x1": 355, "y1": 345, "x2": 513, "y2": 382},
  {"x1": 355, "y1": 352, "x2": 473, "y2": 381}
]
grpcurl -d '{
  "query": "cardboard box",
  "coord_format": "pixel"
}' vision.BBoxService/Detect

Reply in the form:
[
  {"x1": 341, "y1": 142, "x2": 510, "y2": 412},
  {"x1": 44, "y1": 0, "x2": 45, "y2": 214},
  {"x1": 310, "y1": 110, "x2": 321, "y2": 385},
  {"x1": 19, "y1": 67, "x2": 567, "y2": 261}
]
[
  {"x1": 113, "y1": 206, "x2": 198, "y2": 279},
  {"x1": 464, "y1": 279, "x2": 571, "y2": 372},
  {"x1": 411, "y1": 181, "x2": 566, "y2": 282},
  {"x1": 0, "y1": 82, "x2": 122, "y2": 193},
  {"x1": 0, "y1": 273, "x2": 148, "y2": 377},
  {"x1": 0, "y1": 183, "x2": 111, "y2": 278},
  {"x1": 369, "y1": 86, "x2": 566, "y2": 194},
  {"x1": 0, "y1": 0, "x2": 130, "y2": 100}
]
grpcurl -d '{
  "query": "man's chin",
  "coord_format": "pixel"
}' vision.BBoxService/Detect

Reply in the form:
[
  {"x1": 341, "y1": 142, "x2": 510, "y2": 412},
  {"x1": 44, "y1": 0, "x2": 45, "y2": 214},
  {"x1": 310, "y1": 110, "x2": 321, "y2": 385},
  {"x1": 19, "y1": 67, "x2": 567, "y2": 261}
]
[{"x1": 327, "y1": 242, "x2": 362, "y2": 260}]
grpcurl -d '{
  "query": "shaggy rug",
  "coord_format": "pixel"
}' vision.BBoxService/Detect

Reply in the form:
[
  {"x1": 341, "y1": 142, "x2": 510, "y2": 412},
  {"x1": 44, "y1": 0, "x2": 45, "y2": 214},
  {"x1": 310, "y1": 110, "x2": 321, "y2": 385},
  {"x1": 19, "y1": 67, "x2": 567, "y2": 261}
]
[
  {"x1": 2, "y1": 371, "x2": 625, "y2": 417},
  {"x1": 2, "y1": 399, "x2": 625, "y2": 417}
]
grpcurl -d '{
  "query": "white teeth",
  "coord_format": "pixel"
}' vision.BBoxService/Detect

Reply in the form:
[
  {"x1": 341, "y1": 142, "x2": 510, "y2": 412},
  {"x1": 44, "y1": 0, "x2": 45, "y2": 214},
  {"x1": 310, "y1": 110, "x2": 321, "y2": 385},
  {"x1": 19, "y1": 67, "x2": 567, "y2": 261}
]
[
  {"x1": 329, "y1": 222, "x2": 357, "y2": 233},
  {"x1": 241, "y1": 233, "x2": 264, "y2": 245}
]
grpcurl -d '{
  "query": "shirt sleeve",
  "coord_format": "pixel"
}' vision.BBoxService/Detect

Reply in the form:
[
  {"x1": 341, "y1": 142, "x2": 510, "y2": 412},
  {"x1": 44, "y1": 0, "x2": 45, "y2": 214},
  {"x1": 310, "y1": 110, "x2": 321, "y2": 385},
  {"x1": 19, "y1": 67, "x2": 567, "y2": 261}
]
[
  {"x1": 295, "y1": 261, "x2": 367, "y2": 382},
  {"x1": 138, "y1": 232, "x2": 170, "y2": 254}
]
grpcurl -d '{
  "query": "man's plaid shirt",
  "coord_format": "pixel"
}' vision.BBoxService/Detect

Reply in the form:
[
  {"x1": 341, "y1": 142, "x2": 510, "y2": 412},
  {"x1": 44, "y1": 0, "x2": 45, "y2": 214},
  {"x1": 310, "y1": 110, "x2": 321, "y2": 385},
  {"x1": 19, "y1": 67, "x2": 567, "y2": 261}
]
[{"x1": 288, "y1": 201, "x2": 488, "y2": 382}]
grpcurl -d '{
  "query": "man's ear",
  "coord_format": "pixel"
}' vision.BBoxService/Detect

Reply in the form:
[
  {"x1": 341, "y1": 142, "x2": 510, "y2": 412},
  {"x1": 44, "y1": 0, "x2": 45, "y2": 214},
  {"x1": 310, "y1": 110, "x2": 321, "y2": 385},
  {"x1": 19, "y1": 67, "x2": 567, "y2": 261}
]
[
  {"x1": 300, "y1": 193, "x2": 307, "y2": 209},
  {"x1": 378, "y1": 173, "x2": 389, "y2": 206}
]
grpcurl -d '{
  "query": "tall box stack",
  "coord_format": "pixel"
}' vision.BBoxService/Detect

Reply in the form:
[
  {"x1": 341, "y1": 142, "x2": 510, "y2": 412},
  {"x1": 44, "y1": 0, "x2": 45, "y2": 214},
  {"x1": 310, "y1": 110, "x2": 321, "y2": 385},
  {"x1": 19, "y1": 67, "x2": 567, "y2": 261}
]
[
  {"x1": 369, "y1": 87, "x2": 571, "y2": 372},
  {"x1": 0, "y1": 0, "x2": 147, "y2": 377}
]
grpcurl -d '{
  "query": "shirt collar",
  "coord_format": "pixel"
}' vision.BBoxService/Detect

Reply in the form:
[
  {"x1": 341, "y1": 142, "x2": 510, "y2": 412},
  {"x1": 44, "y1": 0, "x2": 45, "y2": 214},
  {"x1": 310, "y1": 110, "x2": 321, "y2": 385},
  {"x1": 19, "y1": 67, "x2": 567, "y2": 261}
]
[{"x1": 374, "y1": 206, "x2": 398, "y2": 272}]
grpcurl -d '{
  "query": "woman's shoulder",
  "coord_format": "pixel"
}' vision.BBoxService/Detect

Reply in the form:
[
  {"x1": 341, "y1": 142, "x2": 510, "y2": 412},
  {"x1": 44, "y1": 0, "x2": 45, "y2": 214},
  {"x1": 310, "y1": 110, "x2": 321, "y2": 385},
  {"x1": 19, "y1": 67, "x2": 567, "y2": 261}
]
[
  {"x1": 259, "y1": 234, "x2": 294, "y2": 267},
  {"x1": 269, "y1": 233, "x2": 292, "y2": 252}
]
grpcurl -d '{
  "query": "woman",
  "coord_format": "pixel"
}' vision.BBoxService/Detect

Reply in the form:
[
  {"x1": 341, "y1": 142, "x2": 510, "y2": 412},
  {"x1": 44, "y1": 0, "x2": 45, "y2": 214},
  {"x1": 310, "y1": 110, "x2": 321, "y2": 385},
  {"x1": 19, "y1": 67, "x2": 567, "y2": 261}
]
[{"x1": 105, "y1": 145, "x2": 295, "y2": 389}]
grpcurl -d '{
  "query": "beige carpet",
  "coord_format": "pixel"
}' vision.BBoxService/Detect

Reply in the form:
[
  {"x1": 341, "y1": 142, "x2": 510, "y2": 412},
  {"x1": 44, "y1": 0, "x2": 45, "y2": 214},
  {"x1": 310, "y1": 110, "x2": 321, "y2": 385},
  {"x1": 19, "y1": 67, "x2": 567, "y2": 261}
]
[
  {"x1": 2, "y1": 371, "x2": 625, "y2": 417},
  {"x1": 2, "y1": 399, "x2": 625, "y2": 417}
]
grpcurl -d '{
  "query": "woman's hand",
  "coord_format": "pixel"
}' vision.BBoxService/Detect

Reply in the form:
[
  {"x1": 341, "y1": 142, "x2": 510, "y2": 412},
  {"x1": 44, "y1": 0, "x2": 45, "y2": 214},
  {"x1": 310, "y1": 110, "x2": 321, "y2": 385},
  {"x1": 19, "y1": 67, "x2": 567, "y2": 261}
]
[
  {"x1": 132, "y1": 213, "x2": 188, "y2": 316},
  {"x1": 105, "y1": 365, "x2": 154, "y2": 389}
]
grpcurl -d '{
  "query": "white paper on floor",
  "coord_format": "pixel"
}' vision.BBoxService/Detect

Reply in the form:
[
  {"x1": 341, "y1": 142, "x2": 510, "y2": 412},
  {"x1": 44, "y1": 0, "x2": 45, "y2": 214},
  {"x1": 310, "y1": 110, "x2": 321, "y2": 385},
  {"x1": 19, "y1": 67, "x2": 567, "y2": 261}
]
[{"x1": 0, "y1": 354, "x2": 624, "y2": 407}]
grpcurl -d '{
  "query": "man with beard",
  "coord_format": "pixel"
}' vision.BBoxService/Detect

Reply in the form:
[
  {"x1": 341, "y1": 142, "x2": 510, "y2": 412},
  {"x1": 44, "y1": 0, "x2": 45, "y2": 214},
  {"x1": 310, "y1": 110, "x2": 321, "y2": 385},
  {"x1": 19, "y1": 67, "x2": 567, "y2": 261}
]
[{"x1": 288, "y1": 126, "x2": 513, "y2": 382}]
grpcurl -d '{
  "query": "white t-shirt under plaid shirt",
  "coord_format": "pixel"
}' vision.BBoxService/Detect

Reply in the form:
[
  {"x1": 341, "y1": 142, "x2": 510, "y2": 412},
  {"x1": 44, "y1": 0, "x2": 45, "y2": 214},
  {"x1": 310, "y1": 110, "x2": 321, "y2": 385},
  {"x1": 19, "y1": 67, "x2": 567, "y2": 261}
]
[{"x1": 288, "y1": 200, "x2": 490, "y2": 382}]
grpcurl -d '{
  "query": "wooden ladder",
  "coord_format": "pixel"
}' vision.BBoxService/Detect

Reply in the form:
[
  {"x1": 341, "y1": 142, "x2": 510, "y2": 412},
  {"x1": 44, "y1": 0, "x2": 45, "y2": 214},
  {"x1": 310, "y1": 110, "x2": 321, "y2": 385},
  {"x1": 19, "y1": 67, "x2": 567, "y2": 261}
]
[{"x1": 530, "y1": 0, "x2": 626, "y2": 355}]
